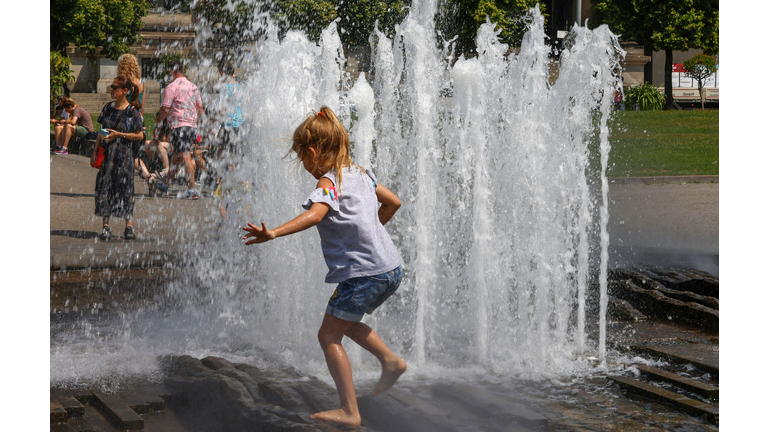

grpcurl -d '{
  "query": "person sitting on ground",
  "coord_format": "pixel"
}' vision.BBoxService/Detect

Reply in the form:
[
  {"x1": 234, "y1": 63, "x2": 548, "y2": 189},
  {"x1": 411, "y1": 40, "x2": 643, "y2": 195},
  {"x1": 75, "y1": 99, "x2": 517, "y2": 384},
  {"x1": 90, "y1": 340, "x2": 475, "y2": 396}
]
[
  {"x1": 51, "y1": 97, "x2": 96, "y2": 155},
  {"x1": 146, "y1": 119, "x2": 172, "y2": 176},
  {"x1": 136, "y1": 121, "x2": 172, "y2": 194}
]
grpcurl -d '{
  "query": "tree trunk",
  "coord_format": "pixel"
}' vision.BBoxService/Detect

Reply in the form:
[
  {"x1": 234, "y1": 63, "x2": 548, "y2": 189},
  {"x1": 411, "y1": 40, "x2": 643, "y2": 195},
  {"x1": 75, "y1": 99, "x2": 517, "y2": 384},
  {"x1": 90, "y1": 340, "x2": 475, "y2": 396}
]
[
  {"x1": 699, "y1": 81, "x2": 705, "y2": 110},
  {"x1": 664, "y1": 49, "x2": 674, "y2": 110}
]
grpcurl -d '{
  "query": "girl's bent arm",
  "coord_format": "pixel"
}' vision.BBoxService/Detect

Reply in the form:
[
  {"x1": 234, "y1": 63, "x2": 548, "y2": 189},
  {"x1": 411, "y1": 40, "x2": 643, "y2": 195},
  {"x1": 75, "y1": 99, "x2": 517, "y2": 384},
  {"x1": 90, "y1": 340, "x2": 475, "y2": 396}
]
[
  {"x1": 242, "y1": 202, "x2": 330, "y2": 245},
  {"x1": 376, "y1": 184, "x2": 401, "y2": 225}
]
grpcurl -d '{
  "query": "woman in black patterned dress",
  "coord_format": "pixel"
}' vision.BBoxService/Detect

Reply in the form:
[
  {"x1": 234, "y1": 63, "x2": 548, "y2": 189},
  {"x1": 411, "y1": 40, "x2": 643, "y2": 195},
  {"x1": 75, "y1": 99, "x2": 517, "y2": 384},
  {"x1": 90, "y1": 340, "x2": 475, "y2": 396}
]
[{"x1": 91, "y1": 75, "x2": 144, "y2": 241}]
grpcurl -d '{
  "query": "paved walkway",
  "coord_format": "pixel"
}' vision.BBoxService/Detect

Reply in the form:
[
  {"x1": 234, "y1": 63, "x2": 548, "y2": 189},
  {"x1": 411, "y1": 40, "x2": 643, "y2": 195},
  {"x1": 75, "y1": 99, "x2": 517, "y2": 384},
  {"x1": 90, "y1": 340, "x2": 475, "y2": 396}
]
[
  {"x1": 50, "y1": 153, "x2": 222, "y2": 270},
  {"x1": 50, "y1": 153, "x2": 719, "y2": 272}
]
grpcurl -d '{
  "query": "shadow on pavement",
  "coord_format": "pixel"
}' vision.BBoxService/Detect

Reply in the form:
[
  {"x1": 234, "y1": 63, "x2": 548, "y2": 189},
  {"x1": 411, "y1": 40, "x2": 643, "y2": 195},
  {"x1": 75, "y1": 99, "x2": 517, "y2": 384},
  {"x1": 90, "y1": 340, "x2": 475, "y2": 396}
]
[
  {"x1": 50, "y1": 230, "x2": 99, "y2": 239},
  {"x1": 50, "y1": 192, "x2": 95, "y2": 198}
]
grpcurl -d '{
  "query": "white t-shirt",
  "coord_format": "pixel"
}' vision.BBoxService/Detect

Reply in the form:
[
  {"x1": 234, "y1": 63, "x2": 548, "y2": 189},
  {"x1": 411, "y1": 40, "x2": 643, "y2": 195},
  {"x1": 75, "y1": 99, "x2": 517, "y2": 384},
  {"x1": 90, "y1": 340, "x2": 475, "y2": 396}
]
[{"x1": 303, "y1": 166, "x2": 402, "y2": 283}]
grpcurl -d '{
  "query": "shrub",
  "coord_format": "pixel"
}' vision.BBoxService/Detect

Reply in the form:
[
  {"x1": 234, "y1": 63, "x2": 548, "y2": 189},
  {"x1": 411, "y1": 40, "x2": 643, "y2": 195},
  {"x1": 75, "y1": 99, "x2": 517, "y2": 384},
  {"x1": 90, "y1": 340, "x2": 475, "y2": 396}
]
[{"x1": 625, "y1": 82, "x2": 666, "y2": 111}]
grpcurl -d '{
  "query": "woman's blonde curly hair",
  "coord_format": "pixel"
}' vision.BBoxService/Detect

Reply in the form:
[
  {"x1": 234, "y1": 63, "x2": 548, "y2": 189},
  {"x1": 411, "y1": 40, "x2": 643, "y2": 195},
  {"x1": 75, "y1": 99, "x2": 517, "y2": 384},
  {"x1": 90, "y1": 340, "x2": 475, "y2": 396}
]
[{"x1": 117, "y1": 54, "x2": 141, "y2": 80}]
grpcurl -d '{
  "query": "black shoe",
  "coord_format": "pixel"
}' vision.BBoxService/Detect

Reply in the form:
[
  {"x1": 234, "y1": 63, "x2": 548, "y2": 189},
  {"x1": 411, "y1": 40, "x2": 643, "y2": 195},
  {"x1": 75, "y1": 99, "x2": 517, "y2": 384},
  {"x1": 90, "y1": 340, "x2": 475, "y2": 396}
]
[
  {"x1": 98, "y1": 226, "x2": 112, "y2": 241},
  {"x1": 124, "y1": 226, "x2": 136, "y2": 240}
]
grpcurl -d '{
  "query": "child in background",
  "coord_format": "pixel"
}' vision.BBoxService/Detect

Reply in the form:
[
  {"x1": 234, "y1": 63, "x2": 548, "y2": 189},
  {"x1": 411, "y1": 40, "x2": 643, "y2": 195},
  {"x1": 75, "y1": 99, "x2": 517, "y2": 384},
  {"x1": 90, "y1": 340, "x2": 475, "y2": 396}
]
[{"x1": 242, "y1": 106, "x2": 407, "y2": 427}]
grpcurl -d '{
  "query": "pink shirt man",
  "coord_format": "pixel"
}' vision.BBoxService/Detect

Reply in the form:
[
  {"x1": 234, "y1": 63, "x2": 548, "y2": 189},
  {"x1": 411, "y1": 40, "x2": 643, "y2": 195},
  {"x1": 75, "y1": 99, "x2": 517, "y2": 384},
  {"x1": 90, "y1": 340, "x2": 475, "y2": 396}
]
[{"x1": 161, "y1": 76, "x2": 203, "y2": 129}]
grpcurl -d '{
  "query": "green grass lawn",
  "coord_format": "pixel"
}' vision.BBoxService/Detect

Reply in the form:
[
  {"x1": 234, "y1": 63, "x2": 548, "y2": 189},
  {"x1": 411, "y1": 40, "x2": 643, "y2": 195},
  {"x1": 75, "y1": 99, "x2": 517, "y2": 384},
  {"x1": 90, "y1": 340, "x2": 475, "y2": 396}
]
[
  {"x1": 52, "y1": 108, "x2": 717, "y2": 178},
  {"x1": 606, "y1": 110, "x2": 719, "y2": 177}
]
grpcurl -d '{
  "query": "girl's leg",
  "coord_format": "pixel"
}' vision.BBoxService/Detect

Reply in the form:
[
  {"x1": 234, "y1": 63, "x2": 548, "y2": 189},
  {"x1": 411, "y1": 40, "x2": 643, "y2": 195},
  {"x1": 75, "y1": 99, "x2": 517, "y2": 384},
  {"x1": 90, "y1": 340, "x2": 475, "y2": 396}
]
[
  {"x1": 345, "y1": 322, "x2": 407, "y2": 397},
  {"x1": 311, "y1": 313, "x2": 361, "y2": 427}
]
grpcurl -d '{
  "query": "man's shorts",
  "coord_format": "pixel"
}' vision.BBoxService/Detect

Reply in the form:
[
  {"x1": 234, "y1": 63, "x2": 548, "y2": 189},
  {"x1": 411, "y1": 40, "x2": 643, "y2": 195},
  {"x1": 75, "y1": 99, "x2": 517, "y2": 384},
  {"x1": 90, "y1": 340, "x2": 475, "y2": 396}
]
[
  {"x1": 171, "y1": 126, "x2": 196, "y2": 153},
  {"x1": 217, "y1": 126, "x2": 240, "y2": 157},
  {"x1": 75, "y1": 125, "x2": 89, "y2": 138},
  {"x1": 326, "y1": 266, "x2": 403, "y2": 322}
]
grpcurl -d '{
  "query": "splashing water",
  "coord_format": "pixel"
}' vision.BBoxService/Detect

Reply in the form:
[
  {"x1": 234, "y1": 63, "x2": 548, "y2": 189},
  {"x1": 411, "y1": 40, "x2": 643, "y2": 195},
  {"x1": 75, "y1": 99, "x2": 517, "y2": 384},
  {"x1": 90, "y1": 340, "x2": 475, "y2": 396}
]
[{"x1": 51, "y1": 2, "x2": 625, "y2": 386}]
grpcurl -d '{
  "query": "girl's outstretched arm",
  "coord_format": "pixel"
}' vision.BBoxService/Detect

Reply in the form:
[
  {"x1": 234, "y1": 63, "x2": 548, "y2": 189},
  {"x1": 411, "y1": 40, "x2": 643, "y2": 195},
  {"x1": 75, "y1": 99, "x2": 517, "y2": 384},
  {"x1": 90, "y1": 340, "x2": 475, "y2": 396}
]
[
  {"x1": 242, "y1": 202, "x2": 330, "y2": 245},
  {"x1": 242, "y1": 177, "x2": 334, "y2": 245},
  {"x1": 376, "y1": 184, "x2": 401, "y2": 225}
]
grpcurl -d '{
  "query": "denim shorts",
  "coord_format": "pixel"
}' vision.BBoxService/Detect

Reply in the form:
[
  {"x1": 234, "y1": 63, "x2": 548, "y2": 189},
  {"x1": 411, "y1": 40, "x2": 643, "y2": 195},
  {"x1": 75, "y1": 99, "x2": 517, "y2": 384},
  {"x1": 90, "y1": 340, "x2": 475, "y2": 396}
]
[{"x1": 326, "y1": 266, "x2": 403, "y2": 322}]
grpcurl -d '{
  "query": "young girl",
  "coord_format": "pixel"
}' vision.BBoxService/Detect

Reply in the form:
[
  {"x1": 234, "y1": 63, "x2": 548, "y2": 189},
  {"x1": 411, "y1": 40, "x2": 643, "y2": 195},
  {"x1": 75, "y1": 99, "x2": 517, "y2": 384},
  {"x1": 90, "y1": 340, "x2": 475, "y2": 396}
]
[{"x1": 242, "y1": 106, "x2": 407, "y2": 426}]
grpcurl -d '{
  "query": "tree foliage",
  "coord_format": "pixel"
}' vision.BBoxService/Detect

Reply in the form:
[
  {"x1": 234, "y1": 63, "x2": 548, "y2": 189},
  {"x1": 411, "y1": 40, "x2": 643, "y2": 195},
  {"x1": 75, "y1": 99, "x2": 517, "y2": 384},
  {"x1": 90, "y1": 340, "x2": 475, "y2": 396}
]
[
  {"x1": 50, "y1": 0, "x2": 151, "y2": 59},
  {"x1": 50, "y1": 51, "x2": 76, "y2": 109},
  {"x1": 193, "y1": 0, "x2": 537, "y2": 55},
  {"x1": 437, "y1": 0, "x2": 543, "y2": 56},
  {"x1": 591, "y1": 0, "x2": 718, "y2": 108},
  {"x1": 335, "y1": 0, "x2": 410, "y2": 46},
  {"x1": 268, "y1": 0, "x2": 339, "y2": 43},
  {"x1": 193, "y1": 0, "x2": 262, "y2": 47},
  {"x1": 266, "y1": 0, "x2": 410, "y2": 46},
  {"x1": 683, "y1": 53, "x2": 717, "y2": 109}
]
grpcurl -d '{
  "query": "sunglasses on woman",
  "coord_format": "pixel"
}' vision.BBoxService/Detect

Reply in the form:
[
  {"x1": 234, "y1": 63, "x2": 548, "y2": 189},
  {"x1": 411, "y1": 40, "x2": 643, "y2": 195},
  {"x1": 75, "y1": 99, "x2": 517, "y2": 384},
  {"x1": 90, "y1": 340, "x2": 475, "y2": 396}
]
[{"x1": 110, "y1": 85, "x2": 125, "y2": 90}]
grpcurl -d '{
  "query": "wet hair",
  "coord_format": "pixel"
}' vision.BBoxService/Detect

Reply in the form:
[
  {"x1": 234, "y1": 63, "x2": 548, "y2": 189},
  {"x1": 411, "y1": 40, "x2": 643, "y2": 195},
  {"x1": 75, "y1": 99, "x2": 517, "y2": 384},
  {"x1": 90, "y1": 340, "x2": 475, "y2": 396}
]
[
  {"x1": 117, "y1": 54, "x2": 141, "y2": 80},
  {"x1": 114, "y1": 75, "x2": 141, "y2": 109},
  {"x1": 60, "y1": 96, "x2": 76, "y2": 108},
  {"x1": 291, "y1": 106, "x2": 354, "y2": 193}
]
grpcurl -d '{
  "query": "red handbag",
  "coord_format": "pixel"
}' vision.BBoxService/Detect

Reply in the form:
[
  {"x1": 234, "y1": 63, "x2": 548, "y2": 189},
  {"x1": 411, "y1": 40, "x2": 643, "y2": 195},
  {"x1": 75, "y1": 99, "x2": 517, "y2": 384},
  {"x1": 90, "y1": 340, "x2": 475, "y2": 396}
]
[{"x1": 91, "y1": 145, "x2": 105, "y2": 168}]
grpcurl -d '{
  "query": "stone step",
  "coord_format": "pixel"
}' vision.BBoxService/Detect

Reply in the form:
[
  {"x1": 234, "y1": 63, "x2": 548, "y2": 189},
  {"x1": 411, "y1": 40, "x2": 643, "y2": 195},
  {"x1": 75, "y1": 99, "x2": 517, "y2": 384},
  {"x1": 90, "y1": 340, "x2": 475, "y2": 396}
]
[
  {"x1": 52, "y1": 390, "x2": 86, "y2": 418},
  {"x1": 625, "y1": 265, "x2": 719, "y2": 298},
  {"x1": 610, "y1": 279, "x2": 719, "y2": 330},
  {"x1": 634, "y1": 343, "x2": 719, "y2": 377},
  {"x1": 51, "y1": 393, "x2": 69, "y2": 424},
  {"x1": 634, "y1": 364, "x2": 718, "y2": 400},
  {"x1": 70, "y1": 93, "x2": 162, "y2": 117},
  {"x1": 608, "y1": 295, "x2": 648, "y2": 322},
  {"x1": 613, "y1": 268, "x2": 719, "y2": 309},
  {"x1": 58, "y1": 414, "x2": 107, "y2": 432},
  {"x1": 91, "y1": 391, "x2": 145, "y2": 431},
  {"x1": 610, "y1": 375, "x2": 718, "y2": 424},
  {"x1": 115, "y1": 389, "x2": 167, "y2": 415},
  {"x1": 431, "y1": 383, "x2": 549, "y2": 430}
]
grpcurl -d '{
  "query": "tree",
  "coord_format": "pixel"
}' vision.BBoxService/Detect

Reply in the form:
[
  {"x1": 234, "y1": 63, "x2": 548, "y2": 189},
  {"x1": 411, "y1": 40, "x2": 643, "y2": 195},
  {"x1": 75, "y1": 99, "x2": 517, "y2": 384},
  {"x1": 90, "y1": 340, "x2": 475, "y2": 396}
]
[
  {"x1": 436, "y1": 0, "x2": 543, "y2": 57},
  {"x1": 265, "y1": 0, "x2": 408, "y2": 47},
  {"x1": 193, "y1": 0, "x2": 262, "y2": 48},
  {"x1": 683, "y1": 54, "x2": 717, "y2": 109},
  {"x1": 335, "y1": 0, "x2": 409, "y2": 47},
  {"x1": 50, "y1": 0, "x2": 151, "y2": 59},
  {"x1": 591, "y1": 0, "x2": 718, "y2": 109},
  {"x1": 50, "y1": 51, "x2": 76, "y2": 109}
]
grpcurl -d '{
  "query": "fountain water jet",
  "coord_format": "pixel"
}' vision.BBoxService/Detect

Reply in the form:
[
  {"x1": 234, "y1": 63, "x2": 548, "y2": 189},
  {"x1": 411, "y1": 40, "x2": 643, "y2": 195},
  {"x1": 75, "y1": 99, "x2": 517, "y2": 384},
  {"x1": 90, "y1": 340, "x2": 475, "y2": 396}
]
[
  {"x1": 50, "y1": 2, "x2": 626, "y2": 387},
  {"x1": 182, "y1": 2, "x2": 625, "y2": 377}
]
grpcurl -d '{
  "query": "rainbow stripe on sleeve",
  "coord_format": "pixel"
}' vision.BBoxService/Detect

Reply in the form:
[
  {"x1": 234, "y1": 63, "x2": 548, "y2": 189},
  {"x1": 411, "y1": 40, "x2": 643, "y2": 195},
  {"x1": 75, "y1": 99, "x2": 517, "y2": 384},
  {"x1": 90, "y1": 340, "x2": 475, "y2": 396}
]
[{"x1": 323, "y1": 187, "x2": 338, "y2": 201}]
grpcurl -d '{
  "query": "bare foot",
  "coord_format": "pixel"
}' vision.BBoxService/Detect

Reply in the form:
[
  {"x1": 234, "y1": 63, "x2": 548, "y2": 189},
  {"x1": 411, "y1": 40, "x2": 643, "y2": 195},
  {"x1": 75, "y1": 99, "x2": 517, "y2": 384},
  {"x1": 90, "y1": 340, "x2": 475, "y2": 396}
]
[
  {"x1": 310, "y1": 408, "x2": 361, "y2": 427},
  {"x1": 370, "y1": 356, "x2": 407, "y2": 397}
]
